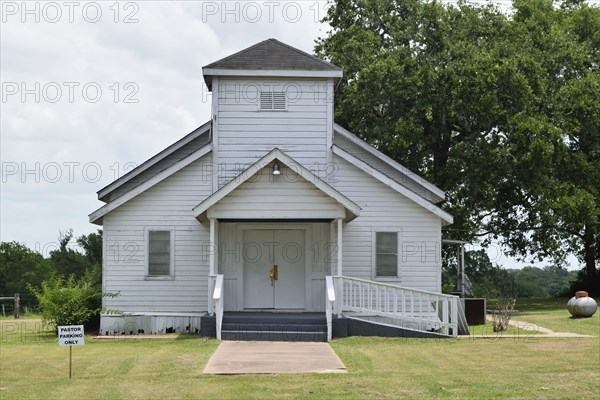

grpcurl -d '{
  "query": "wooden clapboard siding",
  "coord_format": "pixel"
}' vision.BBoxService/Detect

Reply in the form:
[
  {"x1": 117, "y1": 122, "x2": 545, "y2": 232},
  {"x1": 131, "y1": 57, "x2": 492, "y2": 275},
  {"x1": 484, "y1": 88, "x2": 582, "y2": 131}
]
[
  {"x1": 102, "y1": 155, "x2": 213, "y2": 314},
  {"x1": 215, "y1": 78, "x2": 331, "y2": 187},
  {"x1": 208, "y1": 165, "x2": 345, "y2": 220},
  {"x1": 308, "y1": 223, "x2": 332, "y2": 311},
  {"x1": 332, "y1": 155, "x2": 442, "y2": 292},
  {"x1": 333, "y1": 133, "x2": 434, "y2": 201},
  {"x1": 108, "y1": 132, "x2": 210, "y2": 201}
]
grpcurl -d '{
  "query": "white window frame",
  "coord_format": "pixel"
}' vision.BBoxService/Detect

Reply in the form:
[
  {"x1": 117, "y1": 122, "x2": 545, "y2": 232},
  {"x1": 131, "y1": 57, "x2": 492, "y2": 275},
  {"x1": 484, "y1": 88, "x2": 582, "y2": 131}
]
[
  {"x1": 258, "y1": 90, "x2": 287, "y2": 111},
  {"x1": 372, "y1": 228, "x2": 401, "y2": 281},
  {"x1": 145, "y1": 227, "x2": 175, "y2": 280}
]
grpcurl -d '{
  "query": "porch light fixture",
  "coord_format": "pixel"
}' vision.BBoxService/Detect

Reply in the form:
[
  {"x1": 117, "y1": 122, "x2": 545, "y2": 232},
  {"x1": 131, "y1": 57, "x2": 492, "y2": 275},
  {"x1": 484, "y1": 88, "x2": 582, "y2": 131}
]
[{"x1": 272, "y1": 161, "x2": 281, "y2": 175}]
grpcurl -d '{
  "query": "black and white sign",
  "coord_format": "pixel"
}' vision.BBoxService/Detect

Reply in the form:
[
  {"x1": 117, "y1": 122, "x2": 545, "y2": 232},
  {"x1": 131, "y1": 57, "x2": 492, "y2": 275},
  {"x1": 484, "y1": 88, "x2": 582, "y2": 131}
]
[{"x1": 58, "y1": 325, "x2": 85, "y2": 347}]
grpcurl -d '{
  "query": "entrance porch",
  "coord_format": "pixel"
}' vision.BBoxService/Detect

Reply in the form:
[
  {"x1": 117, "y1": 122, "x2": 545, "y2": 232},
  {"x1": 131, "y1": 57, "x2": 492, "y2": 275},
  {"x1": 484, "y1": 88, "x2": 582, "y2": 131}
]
[
  {"x1": 214, "y1": 222, "x2": 339, "y2": 312},
  {"x1": 192, "y1": 149, "x2": 360, "y2": 314},
  {"x1": 204, "y1": 275, "x2": 462, "y2": 342}
]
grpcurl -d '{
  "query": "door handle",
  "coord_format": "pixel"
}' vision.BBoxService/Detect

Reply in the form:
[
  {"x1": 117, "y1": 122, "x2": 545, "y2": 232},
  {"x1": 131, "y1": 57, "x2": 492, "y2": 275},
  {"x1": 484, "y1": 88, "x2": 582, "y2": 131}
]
[{"x1": 269, "y1": 265, "x2": 278, "y2": 285}]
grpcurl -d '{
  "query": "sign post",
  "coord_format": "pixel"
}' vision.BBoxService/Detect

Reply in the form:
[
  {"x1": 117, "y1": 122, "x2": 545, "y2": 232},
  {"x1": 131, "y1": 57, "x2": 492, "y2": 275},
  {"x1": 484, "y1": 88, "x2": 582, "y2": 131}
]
[{"x1": 58, "y1": 325, "x2": 85, "y2": 378}]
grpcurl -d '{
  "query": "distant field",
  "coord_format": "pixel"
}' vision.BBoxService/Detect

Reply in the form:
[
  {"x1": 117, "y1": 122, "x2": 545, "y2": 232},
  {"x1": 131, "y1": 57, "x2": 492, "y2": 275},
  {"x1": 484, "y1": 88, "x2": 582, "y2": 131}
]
[{"x1": 0, "y1": 299, "x2": 598, "y2": 399}]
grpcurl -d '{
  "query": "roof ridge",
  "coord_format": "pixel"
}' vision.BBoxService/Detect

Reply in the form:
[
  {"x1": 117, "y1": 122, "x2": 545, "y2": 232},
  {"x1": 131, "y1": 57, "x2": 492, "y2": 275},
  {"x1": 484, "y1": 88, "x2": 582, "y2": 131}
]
[
  {"x1": 192, "y1": 147, "x2": 360, "y2": 222},
  {"x1": 266, "y1": 38, "x2": 341, "y2": 71},
  {"x1": 203, "y1": 38, "x2": 341, "y2": 71},
  {"x1": 333, "y1": 124, "x2": 446, "y2": 201},
  {"x1": 96, "y1": 120, "x2": 212, "y2": 200},
  {"x1": 204, "y1": 39, "x2": 272, "y2": 69}
]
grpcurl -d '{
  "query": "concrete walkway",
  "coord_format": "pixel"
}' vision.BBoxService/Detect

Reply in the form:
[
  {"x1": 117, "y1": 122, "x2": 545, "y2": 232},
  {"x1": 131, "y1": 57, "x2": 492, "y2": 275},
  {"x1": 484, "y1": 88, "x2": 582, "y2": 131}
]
[
  {"x1": 463, "y1": 316, "x2": 597, "y2": 339},
  {"x1": 203, "y1": 341, "x2": 347, "y2": 374},
  {"x1": 506, "y1": 318, "x2": 596, "y2": 338}
]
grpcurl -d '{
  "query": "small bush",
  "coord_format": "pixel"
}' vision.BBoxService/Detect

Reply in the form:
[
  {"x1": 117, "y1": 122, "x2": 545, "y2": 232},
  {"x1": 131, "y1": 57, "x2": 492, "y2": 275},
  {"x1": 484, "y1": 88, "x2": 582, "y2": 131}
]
[
  {"x1": 28, "y1": 266, "x2": 102, "y2": 331},
  {"x1": 489, "y1": 296, "x2": 517, "y2": 332}
]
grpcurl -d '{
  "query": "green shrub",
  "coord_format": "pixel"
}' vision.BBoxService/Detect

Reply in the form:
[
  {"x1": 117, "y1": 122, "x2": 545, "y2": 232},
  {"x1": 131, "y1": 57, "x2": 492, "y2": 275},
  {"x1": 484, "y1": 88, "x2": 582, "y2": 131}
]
[{"x1": 28, "y1": 266, "x2": 102, "y2": 331}]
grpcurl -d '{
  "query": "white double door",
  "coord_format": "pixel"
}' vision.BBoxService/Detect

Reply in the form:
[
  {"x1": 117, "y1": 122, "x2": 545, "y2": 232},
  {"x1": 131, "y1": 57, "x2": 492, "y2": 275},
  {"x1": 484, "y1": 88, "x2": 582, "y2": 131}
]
[{"x1": 243, "y1": 229, "x2": 306, "y2": 309}]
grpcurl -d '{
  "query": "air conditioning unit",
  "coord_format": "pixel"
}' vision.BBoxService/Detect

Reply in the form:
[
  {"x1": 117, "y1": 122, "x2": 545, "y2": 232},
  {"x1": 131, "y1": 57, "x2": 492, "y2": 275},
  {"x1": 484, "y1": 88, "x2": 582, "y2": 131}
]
[{"x1": 463, "y1": 298, "x2": 487, "y2": 325}]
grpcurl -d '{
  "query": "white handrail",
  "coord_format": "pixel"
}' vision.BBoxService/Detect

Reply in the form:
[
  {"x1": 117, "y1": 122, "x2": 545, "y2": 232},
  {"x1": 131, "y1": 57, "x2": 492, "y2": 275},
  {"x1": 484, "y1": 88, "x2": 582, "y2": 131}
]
[
  {"x1": 212, "y1": 274, "x2": 224, "y2": 340},
  {"x1": 207, "y1": 275, "x2": 216, "y2": 316},
  {"x1": 333, "y1": 276, "x2": 459, "y2": 337},
  {"x1": 337, "y1": 275, "x2": 458, "y2": 299},
  {"x1": 325, "y1": 276, "x2": 336, "y2": 341}
]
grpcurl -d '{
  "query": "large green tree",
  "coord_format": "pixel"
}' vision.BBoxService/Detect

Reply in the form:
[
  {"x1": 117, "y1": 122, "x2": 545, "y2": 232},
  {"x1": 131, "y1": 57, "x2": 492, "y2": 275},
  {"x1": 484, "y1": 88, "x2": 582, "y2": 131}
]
[
  {"x1": 316, "y1": 0, "x2": 599, "y2": 293},
  {"x1": 481, "y1": 1, "x2": 599, "y2": 291},
  {"x1": 76, "y1": 229, "x2": 103, "y2": 267},
  {"x1": 0, "y1": 242, "x2": 54, "y2": 306},
  {"x1": 48, "y1": 230, "x2": 96, "y2": 279},
  {"x1": 0, "y1": 230, "x2": 104, "y2": 308},
  {"x1": 315, "y1": 0, "x2": 544, "y2": 237}
]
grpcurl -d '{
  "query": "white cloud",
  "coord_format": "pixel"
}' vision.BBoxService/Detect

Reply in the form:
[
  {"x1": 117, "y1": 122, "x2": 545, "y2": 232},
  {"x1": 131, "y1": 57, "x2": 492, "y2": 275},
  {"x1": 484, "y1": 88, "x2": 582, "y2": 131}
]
[
  {"x1": 0, "y1": 1, "x2": 331, "y2": 249},
  {"x1": 2, "y1": 1, "x2": 574, "y2": 271}
]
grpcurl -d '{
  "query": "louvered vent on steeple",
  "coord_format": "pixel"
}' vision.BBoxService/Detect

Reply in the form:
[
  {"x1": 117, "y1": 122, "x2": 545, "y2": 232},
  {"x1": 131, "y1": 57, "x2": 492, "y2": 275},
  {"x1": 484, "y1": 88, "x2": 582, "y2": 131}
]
[{"x1": 259, "y1": 91, "x2": 287, "y2": 111}]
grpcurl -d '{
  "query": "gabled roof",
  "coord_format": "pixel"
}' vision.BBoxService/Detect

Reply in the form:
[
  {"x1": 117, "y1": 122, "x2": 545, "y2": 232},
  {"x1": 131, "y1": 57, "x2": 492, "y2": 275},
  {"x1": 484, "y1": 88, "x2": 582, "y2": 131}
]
[
  {"x1": 193, "y1": 148, "x2": 361, "y2": 222},
  {"x1": 204, "y1": 38, "x2": 341, "y2": 71},
  {"x1": 332, "y1": 145, "x2": 453, "y2": 225},
  {"x1": 333, "y1": 124, "x2": 445, "y2": 204},
  {"x1": 89, "y1": 144, "x2": 212, "y2": 225},
  {"x1": 203, "y1": 39, "x2": 342, "y2": 89},
  {"x1": 97, "y1": 121, "x2": 211, "y2": 203}
]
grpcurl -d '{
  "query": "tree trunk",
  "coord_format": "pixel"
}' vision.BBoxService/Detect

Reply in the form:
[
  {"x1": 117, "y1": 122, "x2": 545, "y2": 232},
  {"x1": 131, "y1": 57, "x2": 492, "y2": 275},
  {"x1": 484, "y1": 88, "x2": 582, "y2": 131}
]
[
  {"x1": 583, "y1": 223, "x2": 598, "y2": 281},
  {"x1": 422, "y1": 117, "x2": 452, "y2": 189},
  {"x1": 431, "y1": 133, "x2": 451, "y2": 190}
]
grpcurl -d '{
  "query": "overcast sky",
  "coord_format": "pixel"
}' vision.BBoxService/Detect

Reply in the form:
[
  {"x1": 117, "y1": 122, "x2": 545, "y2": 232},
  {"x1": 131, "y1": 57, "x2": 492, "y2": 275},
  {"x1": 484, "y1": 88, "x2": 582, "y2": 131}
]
[{"x1": 0, "y1": 0, "x2": 584, "y2": 269}]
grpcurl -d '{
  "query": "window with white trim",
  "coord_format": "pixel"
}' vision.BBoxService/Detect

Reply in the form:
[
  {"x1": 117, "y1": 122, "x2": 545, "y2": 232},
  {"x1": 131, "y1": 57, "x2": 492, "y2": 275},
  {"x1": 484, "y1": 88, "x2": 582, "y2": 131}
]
[
  {"x1": 259, "y1": 91, "x2": 287, "y2": 111},
  {"x1": 147, "y1": 230, "x2": 173, "y2": 277},
  {"x1": 375, "y1": 231, "x2": 398, "y2": 277}
]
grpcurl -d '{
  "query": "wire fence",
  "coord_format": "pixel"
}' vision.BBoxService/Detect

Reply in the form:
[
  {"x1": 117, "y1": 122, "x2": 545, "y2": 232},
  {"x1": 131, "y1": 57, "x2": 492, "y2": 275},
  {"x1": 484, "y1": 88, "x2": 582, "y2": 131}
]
[{"x1": 0, "y1": 295, "x2": 40, "y2": 318}]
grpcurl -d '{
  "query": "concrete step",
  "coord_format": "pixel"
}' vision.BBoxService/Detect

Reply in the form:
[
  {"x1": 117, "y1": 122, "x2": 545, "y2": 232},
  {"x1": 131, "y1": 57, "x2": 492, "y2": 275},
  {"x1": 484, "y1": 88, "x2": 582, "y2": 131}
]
[
  {"x1": 223, "y1": 313, "x2": 325, "y2": 325},
  {"x1": 222, "y1": 323, "x2": 326, "y2": 332},
  {"x1": 204, "y1": 312, "x2": 328, "y2": 341},
  {"x1": 221, "y1": 330, "x2": 327, "y2": 342}
]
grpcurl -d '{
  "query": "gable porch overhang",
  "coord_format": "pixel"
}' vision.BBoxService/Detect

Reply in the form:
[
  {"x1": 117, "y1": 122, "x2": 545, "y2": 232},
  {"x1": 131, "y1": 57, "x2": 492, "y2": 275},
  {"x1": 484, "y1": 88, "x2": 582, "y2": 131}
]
[{"x1": 192, "y1": 148, "x2": 360, "y2": 224}]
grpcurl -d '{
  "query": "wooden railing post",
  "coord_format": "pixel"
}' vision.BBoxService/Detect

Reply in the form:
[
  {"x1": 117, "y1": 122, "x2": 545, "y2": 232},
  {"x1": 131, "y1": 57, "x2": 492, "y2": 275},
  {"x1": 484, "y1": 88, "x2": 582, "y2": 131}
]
[
  {"x1": 451, "y1": 297, "x2": 458, "y2": 336},
  {"x1": 325, "y1": 276, "x2": 336, "y2": 341},
  {"x1": 442, "y1": 298, "x2": 448, "y2": 328},
  {"x1": 212, "y1": 275, "x2": 224, "y2": 340},
  {"x1": 14, "y1": 294, "x2": 19, "y2": 319},
  {"x1": 207, "y1": 275, "x2": 215, "y2": 315}
]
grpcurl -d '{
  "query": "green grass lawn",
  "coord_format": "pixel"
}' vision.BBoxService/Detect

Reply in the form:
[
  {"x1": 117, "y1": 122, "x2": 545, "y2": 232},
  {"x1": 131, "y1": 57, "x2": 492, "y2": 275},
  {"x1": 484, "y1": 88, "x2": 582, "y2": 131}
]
[
  {"x1": 1, "y1": 300, "x2": 598, "y2": 400},
  {"x1": 512, "y1": 298, "x2": 600, "y2": 336},
  {"x1": 466, "y1": 297, "x2": 600, "y2": 337},
  {"x1": 0, "y1": 312, "x2": 41, "y2": 320},
  {"x1": 467, "y1": 322, "x2": 543, "y2": 337}
]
